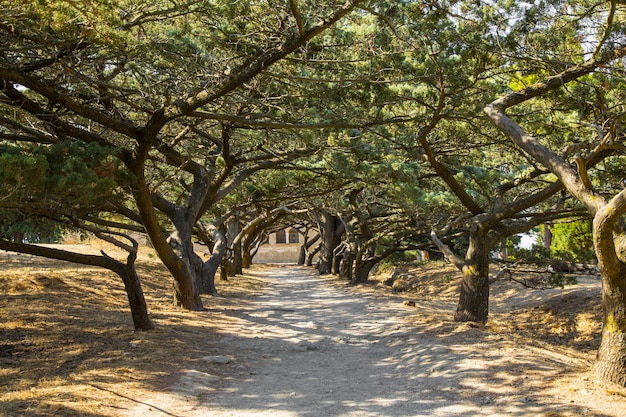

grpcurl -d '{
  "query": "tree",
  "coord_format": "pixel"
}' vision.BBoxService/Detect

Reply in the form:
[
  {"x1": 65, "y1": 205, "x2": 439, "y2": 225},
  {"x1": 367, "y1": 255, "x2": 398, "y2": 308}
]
[
  {"x1": 0, "y1": 0, "x2": 368, "y2": 310},
  {"x1": 484, "y1": 2, "x2": 626, "y2": 384},
  {"x1": 0, "y1": 141, "x2": 152, "y2": 330},
  {"x1": 343, "y1": 0, "x2": 580, "y2": 322}
]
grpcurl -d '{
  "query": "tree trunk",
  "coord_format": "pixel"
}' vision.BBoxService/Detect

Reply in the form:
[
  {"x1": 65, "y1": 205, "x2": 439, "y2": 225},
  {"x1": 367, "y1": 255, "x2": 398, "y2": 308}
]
[
  {"x1": 231, "y1": 240, "x2": 243, "y2": 275},
  {"x1": 200, "y1": 236, "x2": 226, "y2": 296},
  {"x1": 12, "y1": 231, "x2": 24, "y2": 243},
  {"x1": 352, "y1": 243, "x2": 388, "y2": 285},
  {"x1": 226, "y1": 215, "x2": 242, "y2": 276},
  {"x1": 298, "y1": 245, "x2": 306, "y2": 265},
  {"x1": 594, "y1": 319, "x2": 626, "y2": 386},
  {"x1": 239, "y1": 222, "x2": 257, "y2": 270},
  {"x1": 165, "y1": 226, "x2": 204, "y2": 310},
  {"x1": 306, "y1": 244, "x2": 320, "y2": 266},
  {"x1": 353, "y1": 257, "x2": 375, "y2": 284},
  {"x1": 338, "y1": 245, "x2": 354, "y2": 281},
  {"x1": 114, "y1": 262, "x2": 155, "y2": 331},
  {"x1": 242, "y1": 248, "x2": 252, "y2": 269},
  {"x1": 454, "y1": 226, "x2": 491, "y2": 323},
  {"x1": 220, "y1": 259, "x2": 229, "y2": 281},
  {"x1": 544, "y1": 223, "x2": 552, "y2": 254},
  {"x1": 201, "y1": 261, "x2": 219, "y2": 296},
  {"x1": 593, "y1": 262, "x2": 626, "y2": 386},
  {"x1": 332, "y1": 243, "x2": 344, "y2": 275},
  {"x1": 592, "y1": 209, "x2": 626, "y2": 386},
  {"x1": 132, "y1": 179, "x2": 203, "y2": 311},
  {"x1": 199, "y1": 225, "x2": 225, "y2": 295},
  {"x1": 299, "y1": 233, "x2": 320, "y2": 265},
  {"x1": 172, "y1": 256, "x2": 203, "y2": 310},
  {"x1": 318, "y1": 211, "x2": 343, "y2": 275}
]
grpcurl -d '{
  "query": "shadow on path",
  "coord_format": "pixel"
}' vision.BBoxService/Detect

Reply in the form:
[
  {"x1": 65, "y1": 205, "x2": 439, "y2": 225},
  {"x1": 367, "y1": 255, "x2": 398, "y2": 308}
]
[{"x1": 128, "y1": 265, "x2": 612, "y2": 417}]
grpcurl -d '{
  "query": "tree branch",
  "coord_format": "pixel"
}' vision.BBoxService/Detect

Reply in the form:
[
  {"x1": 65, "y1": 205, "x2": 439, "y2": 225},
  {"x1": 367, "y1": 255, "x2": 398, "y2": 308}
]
[{"x1": 430, "y1": 229, "x2": 464, "y2": 270}]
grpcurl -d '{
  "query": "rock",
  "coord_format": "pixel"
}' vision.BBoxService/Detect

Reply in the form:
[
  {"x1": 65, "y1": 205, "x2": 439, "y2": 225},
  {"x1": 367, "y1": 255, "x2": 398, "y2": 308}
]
[
  {"x1": 172, "y1": 369, "x2": 220, "y2": 394},
  {"x1": 203, "y1": 355, "x2": 232, "y2": 364}
]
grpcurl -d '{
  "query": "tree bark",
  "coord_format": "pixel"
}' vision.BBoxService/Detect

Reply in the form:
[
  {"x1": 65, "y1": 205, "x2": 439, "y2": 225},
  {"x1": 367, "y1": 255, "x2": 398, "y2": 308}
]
[
  {"x1": 132, "y1": 175, "x2": 203, "y2": 311},
  {"x1": 543, "y1": 223, "x2": 552, "y2": 253},
  {"x1": 198, "y1": 224, "x2": 225, "y2": 295},
  {"x1": 317, "y1": 210, "x2": 343, "y2": 275},
  {"x1": 115, "y1": 260, "x2": 155, "y2": 331},
  {"x1": 431, "y1": 226, "x2": 491, "y2": 323},
  {"x1": 594, "y1": 323, "x2": 626, "y2": 386},
  {"x1": 317, "y1": 211, "x2": 335, "y2": 274},
  {"x1": 299, "y1": 233, "x2": 320, "y2": 265},
  {"x1": 226, "y1": 215, "x2": 242, "y2": 276},
  {"x1": 242, "y1": 248, "x2": 253, "y2": 269},
  {"x1": 306, "y1": 243, "x2": 320, "y2": 266},
  {"x1": 353, "y1": 257, "x2": 376, "y2": 284},
  {"x1": 454, "y1": 227, "x2": 491, "y2": 323},
  {"x1": 338, "y1": 242, "x2": 354, "y2": 281},
  {"x1": 165, "y1": 222, "x2": 204, "y2": 310},
  {"x1": 591, "y1": 194, "x2": 626, "y2": 386},
  {"x1": 455, "y1": 238, "x2": 491, "y2": 324}
]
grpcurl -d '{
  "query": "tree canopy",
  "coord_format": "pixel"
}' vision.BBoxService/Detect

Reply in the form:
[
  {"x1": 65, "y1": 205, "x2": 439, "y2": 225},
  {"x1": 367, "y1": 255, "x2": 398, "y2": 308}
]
[{"x1": 2, "y1": 0, "x2": 626, "y2": 386}]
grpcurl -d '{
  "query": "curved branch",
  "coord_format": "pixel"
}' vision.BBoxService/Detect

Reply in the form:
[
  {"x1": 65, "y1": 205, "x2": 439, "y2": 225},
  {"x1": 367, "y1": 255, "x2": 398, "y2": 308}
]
[
  {"x1": 430, "y1": 229, "x2": 464, "y2": 270},
  {"x1": 483, "y1": 48, "x2": 626, "y2": 214}
]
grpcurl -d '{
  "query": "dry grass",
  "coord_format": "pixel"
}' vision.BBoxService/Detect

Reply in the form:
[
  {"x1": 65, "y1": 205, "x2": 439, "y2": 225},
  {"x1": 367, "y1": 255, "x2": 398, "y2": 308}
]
[
  {"x1": 0, "y1": 245, "x2": 266, "y2": 417},
  {"x1": 369, "y1": 262, "x2": 603, "y2": 361}
]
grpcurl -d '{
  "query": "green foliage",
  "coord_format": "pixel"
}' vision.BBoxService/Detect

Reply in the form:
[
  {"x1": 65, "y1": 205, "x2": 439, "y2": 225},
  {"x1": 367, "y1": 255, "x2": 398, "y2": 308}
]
[
  {"x1": 508, "y1": 244, "x2": 551, "y2": 265},
  {"x1": 0, "y1": 146, "x2": 48, "y2": 192},
  {"x1": 3, "y1": 0, "x2": 127, "y2": 45},
  {"x1": 548, "y1": 221, "x2": 595, "y2": 264},
  {"x1": 39, "y1": 141, "x2": 121, "y2": 207},
  {"x1": 0, "y1": 210, "x2": 62, "y2": 243},
  {"x1": 0, "y1": 141, "x2": 124, "y2": 241}
]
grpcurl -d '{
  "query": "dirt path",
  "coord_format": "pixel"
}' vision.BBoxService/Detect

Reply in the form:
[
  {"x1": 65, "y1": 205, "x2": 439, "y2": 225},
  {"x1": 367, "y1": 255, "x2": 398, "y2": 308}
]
[{"x1": 125, "y1": 265, "x2": 623, "y2": 417}]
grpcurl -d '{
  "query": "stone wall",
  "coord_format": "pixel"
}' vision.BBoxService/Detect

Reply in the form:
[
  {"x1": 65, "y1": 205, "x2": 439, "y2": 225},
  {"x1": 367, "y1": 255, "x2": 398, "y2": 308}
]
[{"x1": 253, "y1": 243, "x2": 302, "y2": 264}]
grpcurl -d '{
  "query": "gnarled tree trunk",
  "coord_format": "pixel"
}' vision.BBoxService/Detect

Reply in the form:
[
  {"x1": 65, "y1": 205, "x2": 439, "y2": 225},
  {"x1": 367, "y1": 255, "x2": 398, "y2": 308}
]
[
  {"x1": 225, "y1": 215, "x2": 242, "y2": 276},
  {"x1": 352, "y1": 240, "x2": 380, "y2": 284},
  {"x1": 454, "y1": 225, "x2": 491, "y2": 323},
  {"x1": 113, "y1": 256, "x2": 155, "y2": 331},
  {"x1": 431, "y1": 224, "x2": 495, "y2": 324},
  {"x1": 306, "y1": 243, "x2": 320, "y2": 266},
  {"x1": 132, "y1": 175, "x2": 203, "y2": 311},
  {"x1": 353, "y1": 255, "x2": 375, "y2": 284},
  {"x1": 317, "y1": 210, "x2": 343, "y2": 275},
  {"x1": 165, "y1": 219, "x2": 204, "y2": 310},
  {"x1": 591, "y1": 201, "x2": 626, "y2": 386},
  {"x1": 198, "y1": 224, "x2": 225, "y2": 296},
  {"x1": 298, "y1": 233, "x2": 320, "y2": 265}
]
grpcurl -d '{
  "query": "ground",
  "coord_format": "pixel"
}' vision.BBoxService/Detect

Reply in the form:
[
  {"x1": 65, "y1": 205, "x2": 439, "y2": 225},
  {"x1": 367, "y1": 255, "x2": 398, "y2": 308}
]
[{"x1": 1, "y1": 245, "x2": 625, "y2": 416}]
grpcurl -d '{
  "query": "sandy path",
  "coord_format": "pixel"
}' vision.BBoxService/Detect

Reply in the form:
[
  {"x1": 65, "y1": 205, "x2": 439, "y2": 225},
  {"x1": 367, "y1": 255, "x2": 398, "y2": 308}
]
[{"x1": 125, "y1": 265, "x2": 618, "y2": 417}]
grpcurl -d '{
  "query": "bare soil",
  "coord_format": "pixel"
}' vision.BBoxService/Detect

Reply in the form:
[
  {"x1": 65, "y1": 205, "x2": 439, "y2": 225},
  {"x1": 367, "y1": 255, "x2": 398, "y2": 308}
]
[{"x1": 1, "y1": 246, "x2": 625, "y2": 416}]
